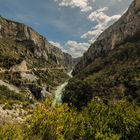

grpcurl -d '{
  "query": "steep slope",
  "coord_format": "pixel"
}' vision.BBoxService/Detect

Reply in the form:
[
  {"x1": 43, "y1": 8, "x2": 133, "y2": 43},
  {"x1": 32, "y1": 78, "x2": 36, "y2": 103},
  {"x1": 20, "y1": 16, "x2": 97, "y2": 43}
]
[
  {"x1": 63, "y1": 0, "x2": 140, "y2": 109},
  {"x1": 0, "y1": 16, "x2": 73, "y2": 69},
  {"x1": 63, "y1": 40, "x2": 140, "y2": 109},
  {"x1": 0, "y1": 16, "x2": 73, "y2": 100},
  {"x1": 73, "y1": 0, "x2": 140, "y2": 75}
]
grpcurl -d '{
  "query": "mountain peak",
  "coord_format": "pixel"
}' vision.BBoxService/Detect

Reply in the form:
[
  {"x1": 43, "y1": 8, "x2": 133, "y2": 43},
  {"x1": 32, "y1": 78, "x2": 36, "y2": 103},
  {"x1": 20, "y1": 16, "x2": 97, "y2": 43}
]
[
  {"x1": 0, "y1": 16, "x2": 73, "y2": 69},
  {"x1": 73, "y1": 0, "x2": 140, "y2": 75}
]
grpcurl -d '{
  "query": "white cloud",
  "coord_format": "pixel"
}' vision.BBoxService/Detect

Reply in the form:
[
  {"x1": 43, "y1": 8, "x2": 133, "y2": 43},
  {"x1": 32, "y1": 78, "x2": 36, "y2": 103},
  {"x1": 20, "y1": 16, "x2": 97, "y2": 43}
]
[
  {"x1": 88, "y1": 7, "x2": 109, "y2": 22},
  {"x1": 54, "y1": 0, "x2": 130, "y2": 56},
  {"x1": 55, "y1": 0, "x2": 122, "y2": 43},
  {"x1": 49, "y1": 41, "x2": 67, "y2": 52},
  {"x1": 65, "y1": 40, "x2": 89, "y2": 58},
  {"x1": 55, "y1": 0, "x2": 92, "y2": 12},
  {"x1": 82, "y1": 7, "x2": 121, "y2": 42},
  {"x1": 49, "y1": 41, "x2": 62, "y2": 49},
  {"x1": 49, "y1": 40, "x2": 89, "y2": 57}
]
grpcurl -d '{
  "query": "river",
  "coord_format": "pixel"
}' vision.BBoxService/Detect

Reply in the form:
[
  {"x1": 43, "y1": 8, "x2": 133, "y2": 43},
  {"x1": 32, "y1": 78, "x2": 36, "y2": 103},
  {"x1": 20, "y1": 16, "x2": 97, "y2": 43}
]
[{"x1": 52, "y1": 70, "x2": 73, "y2": 106}]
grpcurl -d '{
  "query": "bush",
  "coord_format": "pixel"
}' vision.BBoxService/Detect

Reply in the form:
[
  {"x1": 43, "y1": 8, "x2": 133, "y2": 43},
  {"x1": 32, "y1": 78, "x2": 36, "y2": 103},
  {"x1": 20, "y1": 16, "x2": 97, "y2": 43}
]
[
  {"x1": 24, "y1": 100, "x2": 140, "y2": 140},
  {"x1": 63, "y1": 41, "x2": 140, "y2": 108},
  {"x1": 0, "y1": 99, "x2": 139, "y2": 140},
  {"x1": 24, "y1": 100, "x2": 69, "y2": 140},
  {"x1": 3, "y1": 102, "x2": 13, "y2": 110},
  {"x1": 0, "y1": 124, "x2": 23, "y2": 140}
]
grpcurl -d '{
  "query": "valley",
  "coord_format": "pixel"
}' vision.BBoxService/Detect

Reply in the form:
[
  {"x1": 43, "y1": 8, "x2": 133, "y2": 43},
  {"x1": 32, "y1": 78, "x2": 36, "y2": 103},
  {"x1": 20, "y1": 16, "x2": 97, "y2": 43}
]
[{"x1": 0, "y1": 0, "x2": 140, "y2": 139}]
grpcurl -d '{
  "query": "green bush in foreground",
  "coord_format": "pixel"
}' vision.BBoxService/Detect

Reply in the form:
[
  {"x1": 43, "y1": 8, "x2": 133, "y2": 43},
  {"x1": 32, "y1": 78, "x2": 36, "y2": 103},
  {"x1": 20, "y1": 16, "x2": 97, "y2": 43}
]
[
  {"x1": 1, "y1": 99, "x2": 139, "y2": 140},
  {"x1": 0, "y1": 124, "x2": 23, "y2": 140}
]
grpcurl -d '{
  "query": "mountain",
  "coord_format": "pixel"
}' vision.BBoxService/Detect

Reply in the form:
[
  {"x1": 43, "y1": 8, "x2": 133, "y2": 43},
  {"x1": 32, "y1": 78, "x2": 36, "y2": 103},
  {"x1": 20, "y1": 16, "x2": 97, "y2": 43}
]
[
  {"x1": 73, "y1": 57, "x2": 82, "y2": 66},
  {"x1": 0, "y1": 16, "x2": 74, "y2": 101},
  {"x1": 0, "y1": 1, "x2": 140, "y2": 139},
  {"x1": 62, "y1": 0, "x2": 140, "y2": 109},
  {"x1": 0, "y1": 16, "x2": 73, "y2": 70},
  {"x1": 73, "y1": 0, "x2": 140, "y2": 75}
]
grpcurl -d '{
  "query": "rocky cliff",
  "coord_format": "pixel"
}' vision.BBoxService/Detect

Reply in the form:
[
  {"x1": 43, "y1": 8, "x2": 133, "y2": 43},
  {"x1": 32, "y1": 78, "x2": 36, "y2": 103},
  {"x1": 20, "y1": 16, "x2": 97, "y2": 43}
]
[
  {"x1": 10, "y1": 60, "x2": 28, "y2": 72},
  {"x1": 0, "y1": 16, "x2": 73, "y2": 69},
  {"x1": 73, "y1": 0, "x2": 140, "y2": 75},
  {"x1": 0, "y1": 16, "x2": 73, "y2": 100}
]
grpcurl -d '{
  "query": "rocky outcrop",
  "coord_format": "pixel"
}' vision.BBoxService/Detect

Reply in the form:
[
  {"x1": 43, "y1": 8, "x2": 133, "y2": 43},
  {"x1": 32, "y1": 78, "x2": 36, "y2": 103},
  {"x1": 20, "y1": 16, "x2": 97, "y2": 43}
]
[
  {"x1": 0, "y1": 16, "x2": 73, "y2": 68},
  {"x1": 10, "y1": 60, "x2": 28, "y2": 72},
  {"x1": 73, "y1": 0, "x2": 140, "y2": 75},
  {"x1": 20, "y1": 72, "x2": 38, "y2": 82}
]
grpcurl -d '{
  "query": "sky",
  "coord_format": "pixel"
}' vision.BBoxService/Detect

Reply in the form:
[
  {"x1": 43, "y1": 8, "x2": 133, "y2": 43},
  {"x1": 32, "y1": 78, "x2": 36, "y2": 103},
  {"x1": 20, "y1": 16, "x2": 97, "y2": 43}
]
[{"x1": 0, "y1": 0, "x2": 132, "y2": 58}]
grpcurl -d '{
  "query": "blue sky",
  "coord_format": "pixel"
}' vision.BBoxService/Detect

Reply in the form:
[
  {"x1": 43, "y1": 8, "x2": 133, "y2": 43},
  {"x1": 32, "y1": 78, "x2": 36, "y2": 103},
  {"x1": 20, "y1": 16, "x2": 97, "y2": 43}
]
[{"x1": 0, "y1": 0, "x2": 132, "y2": 57}]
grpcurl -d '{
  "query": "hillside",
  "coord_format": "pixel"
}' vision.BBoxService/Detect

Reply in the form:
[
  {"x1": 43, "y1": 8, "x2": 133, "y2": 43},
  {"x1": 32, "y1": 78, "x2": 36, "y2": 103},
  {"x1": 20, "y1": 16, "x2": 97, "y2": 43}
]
[
  {"x1": 63, "y1": 40, "x2": 140, "y2": 108},
  {"x1": 62, "y1": 0, "x2": 140, "y2": 109},
  {"x1": 0, "y1": 0, "x2": 140, "y2": 139},
  {"x1": 0, "y1": 37, "x2": 70, "y2": 97},
  {"x1": 0, "y1": 16, "x2": 73, "y2": 125},
  {"x1": 0, "y1": 16, "x2": 74, "y2": 102},
  {"x1": 0, "y1": 16, "x2": 73, "y2": 69},
  {"x1": 73, "y1": 0, "x2": 140, "y2": 75}
]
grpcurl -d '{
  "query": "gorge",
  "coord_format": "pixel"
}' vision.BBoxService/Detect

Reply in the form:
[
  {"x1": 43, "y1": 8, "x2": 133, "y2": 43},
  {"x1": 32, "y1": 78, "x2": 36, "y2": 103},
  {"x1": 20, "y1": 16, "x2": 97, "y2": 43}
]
[
  {"x1": 0, "y1": 0, "x2": 140, "y2": 139},
  {"x1": 53, "y1": 70, "x2": 73, "y2": 106}
]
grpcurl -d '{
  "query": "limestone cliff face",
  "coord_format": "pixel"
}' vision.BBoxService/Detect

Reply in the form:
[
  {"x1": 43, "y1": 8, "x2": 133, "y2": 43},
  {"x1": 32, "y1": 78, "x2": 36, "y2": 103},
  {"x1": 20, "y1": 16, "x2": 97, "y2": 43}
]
[
  {"x1": 0, "y1": 16, "x2": 73, "y2": 69},
  {"x1": 10, "y1": 60, "x2": 28, "y2": 72},
  {"x1": 73, "y1": 0, "x2": 140, "y2": 75}
]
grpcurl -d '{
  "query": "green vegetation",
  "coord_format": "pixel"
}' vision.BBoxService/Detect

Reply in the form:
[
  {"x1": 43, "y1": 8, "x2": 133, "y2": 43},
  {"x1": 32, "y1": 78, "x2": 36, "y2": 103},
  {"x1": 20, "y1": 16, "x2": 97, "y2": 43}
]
[
  {"x1": 0, "y1": 20, "x2": 140, "y2": 140},
  {"x1": 63, "y1": 40, "x2": 140, "y2": 109},
  {"x1": 0, "y1": 38, "x2": 32, "y2": 69},
  {"x1": 0, "y1": 85, "x2": 31, "y2": 104},
  {"x1": 34, "y1": 69, "x2": 69, "y2": 88},
  {"x1": 0, "y1": 99, "x2": 139, "y2": 140},
  {"x1": 0, "y1": 124, "x2": 23, "y2": 140},
  {"x1": 0, "y1": 40, "x2": 140, "y2": 140},
  {"x1": 0, "y1": 71, "x2": 22, "y2": 86},
  {"x1": 0, "y1": 38, "x2": 56, "y2": 69},
  {"x1": 0, "y1": 38, "x2": 70, "y2": 100}
]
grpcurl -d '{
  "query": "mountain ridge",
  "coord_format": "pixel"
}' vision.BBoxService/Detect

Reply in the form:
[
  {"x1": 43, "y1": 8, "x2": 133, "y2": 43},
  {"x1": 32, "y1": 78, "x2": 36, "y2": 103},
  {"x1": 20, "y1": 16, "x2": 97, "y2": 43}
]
[
  {"x1": 73, "y1": 0, "x2": 140, "y2": 75},
  {"x1": 0, "y1": 16, "x2": 73, "y2": 70},
  {"x1": 62, "y1": 0, "x2": 140, "y2": 109}
]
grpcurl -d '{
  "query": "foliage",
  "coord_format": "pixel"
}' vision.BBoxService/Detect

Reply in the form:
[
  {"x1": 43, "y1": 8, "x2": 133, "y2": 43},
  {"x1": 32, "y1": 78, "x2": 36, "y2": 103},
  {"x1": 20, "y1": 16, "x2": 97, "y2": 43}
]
[
  {"x1": 34, "y1": 69, "x2": 69, "y2": 88},
  {"x1": 0, "y1": 124, "x2": 23, "y2": 140},
  {"x1": 63, "y1": 40, "x2": 140, "y2": 108},
  {"x1": 3, "y1": 102, "x2": 13, "y2": 110},
  {"x1": 24, "y1": 101, "x2": 68, "y2": 140},
  {"x1": 0, "y1": 99, "x2": 139, "y2": 140},
  {"x1": 0, "y1": 38, "x2": 54, "y2": 69},
  {"x1": 0, "y1": 85, "x2": 30, "y2": 104}
]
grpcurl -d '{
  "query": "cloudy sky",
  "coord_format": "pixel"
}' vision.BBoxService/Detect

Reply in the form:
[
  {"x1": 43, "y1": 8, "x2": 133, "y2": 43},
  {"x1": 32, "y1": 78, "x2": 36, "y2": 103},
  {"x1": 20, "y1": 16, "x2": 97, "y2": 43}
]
[{"x1": 0, "y1": 0, "x2": 132, "y2": 57}]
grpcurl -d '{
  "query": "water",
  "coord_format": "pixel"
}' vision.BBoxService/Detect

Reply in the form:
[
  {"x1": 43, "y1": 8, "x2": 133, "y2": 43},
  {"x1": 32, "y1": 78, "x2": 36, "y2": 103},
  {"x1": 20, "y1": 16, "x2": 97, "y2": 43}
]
[{"x1": 52, "y1": 70, "x2": 72, "y2": 106}]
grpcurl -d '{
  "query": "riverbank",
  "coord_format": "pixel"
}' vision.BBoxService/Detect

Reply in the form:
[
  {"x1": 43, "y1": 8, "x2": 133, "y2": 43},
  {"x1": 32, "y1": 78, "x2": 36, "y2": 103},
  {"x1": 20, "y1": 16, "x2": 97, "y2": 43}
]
[{"x1": 53, "y1": 70, "x2": 73, "y2": 106}]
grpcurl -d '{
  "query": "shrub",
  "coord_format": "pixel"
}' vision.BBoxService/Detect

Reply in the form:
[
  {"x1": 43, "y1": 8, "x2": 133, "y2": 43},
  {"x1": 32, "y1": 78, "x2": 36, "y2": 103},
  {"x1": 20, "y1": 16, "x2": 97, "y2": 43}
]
[{"x1": 0, "y1": 124, "x2": 23, "y2": 140}]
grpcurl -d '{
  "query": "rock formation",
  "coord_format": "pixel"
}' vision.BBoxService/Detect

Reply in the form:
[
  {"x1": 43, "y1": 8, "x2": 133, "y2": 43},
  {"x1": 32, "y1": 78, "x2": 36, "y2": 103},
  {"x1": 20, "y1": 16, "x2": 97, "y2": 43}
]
[
  {"x1": 10, "y1": 60, "x2": 28, "y2": 72},
  {"x1": 73, "y1": 0, "x2": 140, "y2": 75},
  {"x1": 0, "y1": 16, "x2": 73, "y2": 69}
]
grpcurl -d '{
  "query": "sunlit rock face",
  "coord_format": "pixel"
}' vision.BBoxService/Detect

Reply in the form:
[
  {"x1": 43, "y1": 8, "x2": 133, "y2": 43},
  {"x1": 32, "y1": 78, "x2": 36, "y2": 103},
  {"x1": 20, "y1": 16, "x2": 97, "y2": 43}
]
[
  {"x1": 10, "y1": 60, "x2": 28, "y2": 72},
  {"x1": 0, "y1": 16, "x2": 73, "y2": 69},
  {"x1": 73, "y1": 0, "x2": 140, "y2": 75}
]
